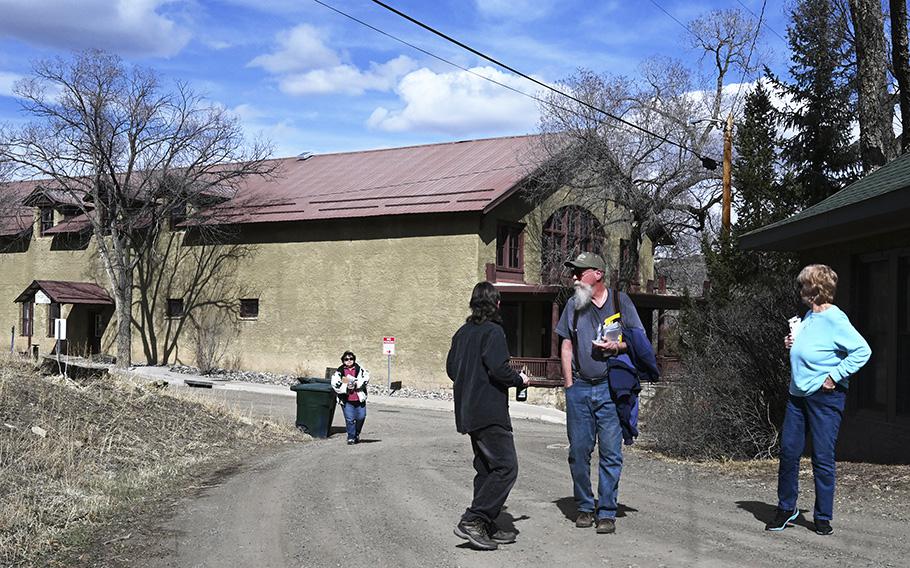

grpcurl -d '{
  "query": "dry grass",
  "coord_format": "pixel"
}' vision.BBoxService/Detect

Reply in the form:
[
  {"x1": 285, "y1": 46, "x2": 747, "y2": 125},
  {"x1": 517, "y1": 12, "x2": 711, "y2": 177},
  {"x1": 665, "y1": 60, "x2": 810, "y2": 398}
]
[{"x1": 0, "y1": 356, "x2": 296, "y2": 567}]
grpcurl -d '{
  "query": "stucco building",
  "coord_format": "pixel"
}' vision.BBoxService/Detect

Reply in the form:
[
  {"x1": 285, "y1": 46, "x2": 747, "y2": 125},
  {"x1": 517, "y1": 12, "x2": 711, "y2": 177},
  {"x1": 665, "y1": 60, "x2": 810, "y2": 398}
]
[{"x1": 2, "y1": 135, "x2": 668, "y2": 388}]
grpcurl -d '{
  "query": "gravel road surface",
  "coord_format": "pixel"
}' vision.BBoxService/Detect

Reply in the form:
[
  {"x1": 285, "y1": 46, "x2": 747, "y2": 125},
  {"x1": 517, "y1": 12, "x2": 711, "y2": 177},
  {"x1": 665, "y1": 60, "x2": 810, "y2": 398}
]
[{"x1": 140, "y1": 389, "x2": 908, "y2": 568}]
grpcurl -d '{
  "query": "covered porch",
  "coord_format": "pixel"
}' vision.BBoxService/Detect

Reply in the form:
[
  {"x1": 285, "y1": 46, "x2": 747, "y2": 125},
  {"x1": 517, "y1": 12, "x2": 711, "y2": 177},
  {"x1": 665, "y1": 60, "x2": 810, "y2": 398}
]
[
  {"x1": 13, "y1": 280, "x2": 114, "y2": 359},
  {"x1": 495, "y1": 281, "x2": 685, "y2": 386}
]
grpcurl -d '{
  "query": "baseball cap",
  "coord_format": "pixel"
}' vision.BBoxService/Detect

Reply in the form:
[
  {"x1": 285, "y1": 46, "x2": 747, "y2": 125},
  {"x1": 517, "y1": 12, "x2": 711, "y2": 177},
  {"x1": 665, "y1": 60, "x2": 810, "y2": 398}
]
[{"x1": 564, "y1": 251, "x2": 606, "y2": 272}]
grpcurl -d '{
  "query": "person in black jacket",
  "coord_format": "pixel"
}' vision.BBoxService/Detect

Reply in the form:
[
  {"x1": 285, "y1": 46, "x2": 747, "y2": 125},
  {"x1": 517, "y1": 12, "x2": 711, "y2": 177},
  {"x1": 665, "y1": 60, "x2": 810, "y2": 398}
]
[{"x1": 447, "y1": 281, "x2": 529, "y2": 551}]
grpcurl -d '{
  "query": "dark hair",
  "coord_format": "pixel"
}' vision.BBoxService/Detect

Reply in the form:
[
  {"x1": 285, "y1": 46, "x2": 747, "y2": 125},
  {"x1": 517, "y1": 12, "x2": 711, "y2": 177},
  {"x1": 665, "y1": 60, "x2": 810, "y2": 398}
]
[
  {"x1": 341, "y1": 351, "x2": 356, "y2": 362},
  {"x1": 467, "y1": 281, "x2": 502, "y2": 325}
]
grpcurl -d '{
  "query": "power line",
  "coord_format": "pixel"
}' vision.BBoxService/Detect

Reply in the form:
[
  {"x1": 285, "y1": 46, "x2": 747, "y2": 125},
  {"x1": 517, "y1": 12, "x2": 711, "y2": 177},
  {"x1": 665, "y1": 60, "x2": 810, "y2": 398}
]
[
  {"x1": 648, "y1": 0, "x2": 693, "y2": 35},
  {"x1": 735, "y1": 0, "x2": 786, "y2": 43},
  {"x1": 366, "y1": 0, "x2": 716, "y2": 166}
]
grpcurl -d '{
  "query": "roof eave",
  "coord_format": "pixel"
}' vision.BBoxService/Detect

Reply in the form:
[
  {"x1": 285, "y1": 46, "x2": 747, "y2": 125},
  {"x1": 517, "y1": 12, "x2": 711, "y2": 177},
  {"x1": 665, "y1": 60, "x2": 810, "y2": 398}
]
[{"x1": 739, "y1": 188, "x2": 910, "y2": 251}]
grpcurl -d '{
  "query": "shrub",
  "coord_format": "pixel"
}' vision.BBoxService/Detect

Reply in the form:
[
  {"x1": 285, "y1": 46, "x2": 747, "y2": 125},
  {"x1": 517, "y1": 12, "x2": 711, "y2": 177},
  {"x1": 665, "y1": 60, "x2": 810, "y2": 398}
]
[{"x1": 647, "y1": 271, "x2": 799, "y2": 460}]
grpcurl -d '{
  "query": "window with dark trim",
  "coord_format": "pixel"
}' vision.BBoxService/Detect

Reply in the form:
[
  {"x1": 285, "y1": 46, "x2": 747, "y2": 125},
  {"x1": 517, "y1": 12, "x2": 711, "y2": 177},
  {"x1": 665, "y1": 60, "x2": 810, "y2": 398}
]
[
  {"x1": 541, "y1": 206, "x2": 606, "y2": 283},
  {"x1": 166, "y1": 298, "x2": 184, "y2": 318},
  {"x1": 20, "y1": 302, "x2": 33, "y2": 337},
  {"x1": 39, "y1": 208, "x2": 55, "y2": 237},
  {"x1": 496, "y1": 223, "x2": 524, "y2": 271},
  {"x1": 240, "y1": 298, "x2": 259, "y2": 319},
  {"x1": 169, "y1": 203, "x2": 187, "y2": 230},
  {"x1": 47, "y1": 302, "x2": 61, "y2": 338}
]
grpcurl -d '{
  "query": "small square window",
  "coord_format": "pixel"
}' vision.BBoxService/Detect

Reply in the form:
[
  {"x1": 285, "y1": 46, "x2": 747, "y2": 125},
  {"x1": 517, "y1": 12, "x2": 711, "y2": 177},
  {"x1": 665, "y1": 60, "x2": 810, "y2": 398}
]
[
  {"x1": 239, "y1": 298, "x2": 259, "y2": 319},
  {"x1": 166, "y1": 298, "x2": 184, "y2": 318}
]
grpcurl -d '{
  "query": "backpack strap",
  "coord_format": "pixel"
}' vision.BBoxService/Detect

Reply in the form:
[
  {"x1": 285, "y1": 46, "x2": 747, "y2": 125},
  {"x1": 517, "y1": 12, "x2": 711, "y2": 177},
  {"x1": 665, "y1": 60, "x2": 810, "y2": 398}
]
[{"x1": 570, "y1": 306, "x2": 581, "y2": 374}]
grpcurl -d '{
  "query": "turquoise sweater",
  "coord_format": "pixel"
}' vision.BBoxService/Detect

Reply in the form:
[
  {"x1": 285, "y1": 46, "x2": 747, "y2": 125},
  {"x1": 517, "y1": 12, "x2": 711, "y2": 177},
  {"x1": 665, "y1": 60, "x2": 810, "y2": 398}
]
[{"x1": 789, "y1": 305, "x2": 871, "y2": 397}]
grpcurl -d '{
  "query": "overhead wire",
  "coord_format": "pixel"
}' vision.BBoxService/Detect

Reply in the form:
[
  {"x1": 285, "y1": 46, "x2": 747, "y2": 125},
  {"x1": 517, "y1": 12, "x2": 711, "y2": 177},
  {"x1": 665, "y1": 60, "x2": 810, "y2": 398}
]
[
  {"x1": 348, "y1": 0, "x2": 718, "y2": 167},
  {"x1": 735, "y1": 0, "x2": 786, "y2": 43}
]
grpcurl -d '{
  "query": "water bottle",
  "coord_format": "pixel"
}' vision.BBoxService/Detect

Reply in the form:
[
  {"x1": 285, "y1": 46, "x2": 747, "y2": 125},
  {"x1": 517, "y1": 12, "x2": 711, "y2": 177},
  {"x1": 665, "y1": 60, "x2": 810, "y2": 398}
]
[{"x1": 516, "y1": 370, "x2": 528, "y2": 401}]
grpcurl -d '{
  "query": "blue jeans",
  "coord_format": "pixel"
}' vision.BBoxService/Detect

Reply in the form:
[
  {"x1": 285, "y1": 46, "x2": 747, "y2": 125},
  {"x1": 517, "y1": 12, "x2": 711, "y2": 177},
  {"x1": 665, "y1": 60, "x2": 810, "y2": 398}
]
[
  {"x1": 777, "y1": 388, "x2": 846, "y2": 521},
  {"x1": 342, "y1": 401, "x2": 366, "y2": 441},
  {"x1": 565, "y1": 379, "x2": 624, "y2": 520}
]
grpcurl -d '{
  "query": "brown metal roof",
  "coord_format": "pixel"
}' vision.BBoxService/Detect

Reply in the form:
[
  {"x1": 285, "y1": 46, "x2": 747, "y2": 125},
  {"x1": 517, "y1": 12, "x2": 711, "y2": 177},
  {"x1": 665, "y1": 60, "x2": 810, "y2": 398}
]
[
  {"x1": 14, "y1": 280, "x2": 113, "y2": 305},
  {"x1": 0, "y1": 181, "x2": 35, "y2": 237},
  {"x1": 43, "y1": 212, "x2": 93, "y2": 235},
  {"x1": 200, "y1": 135, "x2": 542, "y2": 225}
]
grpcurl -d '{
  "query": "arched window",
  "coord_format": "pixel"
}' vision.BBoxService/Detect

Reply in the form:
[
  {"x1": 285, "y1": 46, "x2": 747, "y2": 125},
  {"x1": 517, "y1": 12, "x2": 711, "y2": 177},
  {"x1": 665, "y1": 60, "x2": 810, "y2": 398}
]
[{"x1": 541, "y1": 206, "x2": 605, "y2": 283}]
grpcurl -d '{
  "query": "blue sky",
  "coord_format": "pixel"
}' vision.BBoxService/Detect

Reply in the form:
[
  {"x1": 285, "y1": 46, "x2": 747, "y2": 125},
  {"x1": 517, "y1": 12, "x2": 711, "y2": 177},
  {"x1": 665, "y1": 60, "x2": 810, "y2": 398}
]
[{"x1": 0, "y1": 0, "x2": 791, "y2": 158}]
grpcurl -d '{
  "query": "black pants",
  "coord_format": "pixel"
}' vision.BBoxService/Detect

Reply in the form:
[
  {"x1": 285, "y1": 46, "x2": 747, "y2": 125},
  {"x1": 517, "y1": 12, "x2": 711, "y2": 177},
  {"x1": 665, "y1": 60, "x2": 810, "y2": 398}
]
[{"x1": 462, "y1": 424, "x2": 518, "y2": 524}]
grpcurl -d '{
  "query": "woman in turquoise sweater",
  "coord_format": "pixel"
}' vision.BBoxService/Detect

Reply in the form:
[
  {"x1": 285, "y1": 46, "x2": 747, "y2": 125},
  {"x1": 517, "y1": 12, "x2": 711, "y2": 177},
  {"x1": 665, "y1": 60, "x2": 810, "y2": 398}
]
[{"x1": 767, "y1": 264, "x2": 871, "y2": 535}]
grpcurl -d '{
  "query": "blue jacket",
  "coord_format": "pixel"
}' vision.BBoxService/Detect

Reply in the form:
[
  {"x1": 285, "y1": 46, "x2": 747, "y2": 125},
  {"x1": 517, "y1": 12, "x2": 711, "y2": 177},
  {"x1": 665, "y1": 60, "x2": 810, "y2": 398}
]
[{"x1": 609, "y1": 326, "x2": 660, "y2": 445}]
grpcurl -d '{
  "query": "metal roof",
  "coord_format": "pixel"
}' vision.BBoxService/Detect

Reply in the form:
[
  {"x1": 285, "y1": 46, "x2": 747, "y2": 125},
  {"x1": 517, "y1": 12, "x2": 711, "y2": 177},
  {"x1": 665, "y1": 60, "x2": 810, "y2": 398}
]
[
  {"x1": 14, "y1": 280, "x2": 113, "y2": 305},
  {"x1": 43, "y1": 213, "x2": 93, "y2": 235},
  {"x1": 0, "y1": 181, "x2": 35, "y2": 238},
  {"x1": 200, "y1": 135, "x2": 542, "y2": 225}
]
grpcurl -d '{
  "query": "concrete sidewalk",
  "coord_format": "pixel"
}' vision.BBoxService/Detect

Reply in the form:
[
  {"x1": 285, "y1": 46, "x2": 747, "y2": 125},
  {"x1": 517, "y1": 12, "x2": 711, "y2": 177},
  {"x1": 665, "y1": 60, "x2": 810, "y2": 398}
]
[{"x1": 119, "y1": 365, "x2": 567, "y2": 426}]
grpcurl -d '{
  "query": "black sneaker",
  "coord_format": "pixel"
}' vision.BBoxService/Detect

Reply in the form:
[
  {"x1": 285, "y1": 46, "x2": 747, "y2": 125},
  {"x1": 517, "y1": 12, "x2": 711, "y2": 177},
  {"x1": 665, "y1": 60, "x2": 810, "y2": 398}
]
[
  {"x1": 575, "y1": 511, "x2": 595, "y2": 528},
  {"x1": 765, "y1": 508, "x2": 799, "y2": 531},
  {"x1": 814, "y1": 520, "x2": 833, "y2": 535},
  {"x1": 454, "y1": 519, "x2": 498, "y2": 551},
  {"x1": 487, "y1": 522, "x2": 517, "y2": 544},
  {"x1": 347, "y1": 439, "x2": 355, "y2": 445},
  {"x1": 595, "y1": 517, "x2": 616, "y2": 534}
]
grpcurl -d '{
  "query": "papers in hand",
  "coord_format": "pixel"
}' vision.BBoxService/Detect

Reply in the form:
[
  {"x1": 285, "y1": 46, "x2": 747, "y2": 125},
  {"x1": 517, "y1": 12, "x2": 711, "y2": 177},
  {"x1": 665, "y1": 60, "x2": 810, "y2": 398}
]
[{"x1": 788, "y1": 316, "x2": 802, "y2": 339}]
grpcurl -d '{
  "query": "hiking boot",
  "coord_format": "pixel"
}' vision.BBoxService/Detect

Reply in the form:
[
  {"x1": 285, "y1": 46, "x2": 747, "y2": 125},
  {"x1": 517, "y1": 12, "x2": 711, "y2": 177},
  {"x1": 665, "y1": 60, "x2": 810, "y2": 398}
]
[
  {"x1": 765, "y1": 508, "x2": 799, "y2": 531},
  {"x1": 814, "y1": 520, "x2": 833, "y2": 535},
  {"x1": 595, "y1": 517, "x2": 616, "y2": 534},
  {"x1": 487, "y1": 522, "x2": 517, "y2": 544},
  {"x1": 454, "y1": 519, "x2": 498, "y2": 551},
  {"x1": 575, "y1": 511, "x2": 595, "y2": 528}
]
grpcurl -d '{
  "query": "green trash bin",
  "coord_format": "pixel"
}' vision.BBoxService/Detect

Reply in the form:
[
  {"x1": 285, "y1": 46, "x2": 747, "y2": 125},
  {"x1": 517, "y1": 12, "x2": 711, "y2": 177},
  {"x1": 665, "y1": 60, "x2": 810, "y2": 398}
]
[{"x1": 290, "y1": 381, "x2": 338, "y2": 438}]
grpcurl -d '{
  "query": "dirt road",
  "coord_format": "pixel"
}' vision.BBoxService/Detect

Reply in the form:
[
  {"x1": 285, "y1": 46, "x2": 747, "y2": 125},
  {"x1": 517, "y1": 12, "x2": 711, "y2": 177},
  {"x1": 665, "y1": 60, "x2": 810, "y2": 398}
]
[{"x1": 138, "y1": 391, "x2": 908, "y2": 568}]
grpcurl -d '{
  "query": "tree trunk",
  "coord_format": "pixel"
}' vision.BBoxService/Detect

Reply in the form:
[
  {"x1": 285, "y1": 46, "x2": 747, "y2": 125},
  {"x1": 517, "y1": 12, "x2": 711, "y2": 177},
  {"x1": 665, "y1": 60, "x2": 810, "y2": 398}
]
[
  {"x1": 849, "y1": 0, "x2": 895, "y2": 170},
  {"x1": 891, "y1": 0, "x2": 910, "y2": 153},
  {"x1": 115, "y1": 266, "x2": 133, "y2": 368}
]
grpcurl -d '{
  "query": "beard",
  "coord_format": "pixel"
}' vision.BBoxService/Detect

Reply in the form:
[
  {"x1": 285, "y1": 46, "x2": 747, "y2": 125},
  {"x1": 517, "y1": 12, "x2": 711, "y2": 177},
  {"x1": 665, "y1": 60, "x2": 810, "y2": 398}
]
[{"x1": 573, "y1": 281, "x2": 593, "y2": 310}]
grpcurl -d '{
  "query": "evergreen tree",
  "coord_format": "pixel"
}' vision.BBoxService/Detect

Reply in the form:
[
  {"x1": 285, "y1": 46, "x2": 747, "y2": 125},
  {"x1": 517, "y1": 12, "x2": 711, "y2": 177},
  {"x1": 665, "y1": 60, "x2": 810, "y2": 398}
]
[{"x1": 771, "y1": 0, "x2": 859, "y2": 206}]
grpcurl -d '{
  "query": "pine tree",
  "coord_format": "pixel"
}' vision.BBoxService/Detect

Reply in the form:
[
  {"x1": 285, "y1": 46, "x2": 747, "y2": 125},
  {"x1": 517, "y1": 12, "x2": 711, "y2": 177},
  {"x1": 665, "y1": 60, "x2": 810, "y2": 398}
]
[{"x1": 771, "y1": 0, "x2": 859, "y2": 206}]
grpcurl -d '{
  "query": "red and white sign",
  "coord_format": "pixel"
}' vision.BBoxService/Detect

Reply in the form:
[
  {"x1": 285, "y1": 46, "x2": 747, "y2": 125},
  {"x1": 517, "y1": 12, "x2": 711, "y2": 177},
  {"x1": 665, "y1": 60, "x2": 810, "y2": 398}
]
[{"x1": 382, "y1": 336, "x2": 396, "y2": 355}]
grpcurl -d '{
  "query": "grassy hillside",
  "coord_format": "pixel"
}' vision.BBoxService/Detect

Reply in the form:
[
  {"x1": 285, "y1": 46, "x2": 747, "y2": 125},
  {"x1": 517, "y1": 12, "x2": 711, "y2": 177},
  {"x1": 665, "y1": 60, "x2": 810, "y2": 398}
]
[{"x1": 0, "y1": 357, "x2": 295, "y2": 567}]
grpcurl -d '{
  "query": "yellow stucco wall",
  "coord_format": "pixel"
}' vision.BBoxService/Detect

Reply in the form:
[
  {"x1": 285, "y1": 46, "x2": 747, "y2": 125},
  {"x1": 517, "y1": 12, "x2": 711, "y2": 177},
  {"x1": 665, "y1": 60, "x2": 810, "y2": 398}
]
[{"x1": 1, "y1": 192, "x2": 653, "y2": 389}]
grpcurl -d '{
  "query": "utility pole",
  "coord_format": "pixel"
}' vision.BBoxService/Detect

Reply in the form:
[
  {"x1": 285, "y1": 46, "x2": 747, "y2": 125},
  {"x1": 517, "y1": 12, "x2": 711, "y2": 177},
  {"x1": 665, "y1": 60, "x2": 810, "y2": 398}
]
[{"x1": 722, "y1": 111, "x2": 734, "y2": 236}]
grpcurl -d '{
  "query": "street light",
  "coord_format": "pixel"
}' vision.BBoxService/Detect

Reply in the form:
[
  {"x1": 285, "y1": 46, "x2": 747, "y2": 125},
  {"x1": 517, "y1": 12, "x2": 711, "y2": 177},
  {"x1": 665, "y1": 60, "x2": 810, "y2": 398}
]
[{"x1": 692, "y1": 114, "x2": 735, "y2": 237}]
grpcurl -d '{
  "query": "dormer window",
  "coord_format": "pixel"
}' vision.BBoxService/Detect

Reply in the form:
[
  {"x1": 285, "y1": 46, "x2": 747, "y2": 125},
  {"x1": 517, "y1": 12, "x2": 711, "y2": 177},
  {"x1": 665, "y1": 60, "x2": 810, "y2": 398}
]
[{"x1": 39, "y1": 208, "x2": 55, "y2": 236}]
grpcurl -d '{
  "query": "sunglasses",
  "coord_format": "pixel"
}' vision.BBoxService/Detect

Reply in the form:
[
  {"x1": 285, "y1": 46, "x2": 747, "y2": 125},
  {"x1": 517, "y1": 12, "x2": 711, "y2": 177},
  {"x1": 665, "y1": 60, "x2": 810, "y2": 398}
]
[{"x1": 342, "y1": 357, "x2": 354, "y2": 361}]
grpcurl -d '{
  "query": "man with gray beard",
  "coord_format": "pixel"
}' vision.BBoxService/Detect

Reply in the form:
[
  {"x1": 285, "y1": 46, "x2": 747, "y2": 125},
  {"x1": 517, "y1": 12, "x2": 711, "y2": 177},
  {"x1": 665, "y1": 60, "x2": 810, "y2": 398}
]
[{"x1": 555, "y1": 252, "x2": 644, "y2": 535}]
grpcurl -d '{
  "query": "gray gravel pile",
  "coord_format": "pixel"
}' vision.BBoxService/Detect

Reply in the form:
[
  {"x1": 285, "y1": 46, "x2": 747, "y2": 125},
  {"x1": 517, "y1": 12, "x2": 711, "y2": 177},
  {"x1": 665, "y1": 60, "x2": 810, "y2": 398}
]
[{"x1": 168, "y1": 364, "x2": 454, "y2": 401}]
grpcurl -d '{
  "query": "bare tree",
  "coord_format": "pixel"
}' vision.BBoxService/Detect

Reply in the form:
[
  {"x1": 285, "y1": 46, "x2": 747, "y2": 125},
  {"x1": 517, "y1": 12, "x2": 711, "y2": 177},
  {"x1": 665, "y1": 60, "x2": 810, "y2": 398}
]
[
  {"x1": 532, "y1": 63, "x2": 721, "y2": 290},
  {"x1": 0, "y1": 50, "x2": 274, "y2": 368},
  {"x1": 529, "y1": 9, "x2": 761, "y2": 290},
  {"x1": 133, "y1": 226, "x2": 255, "y2": 366},
  {"x1": 848, "y1": 0, "x2": 897, "y2": 170},
  {"x1": 891, "y1": 0, "x2": 910, "y2": 153}
]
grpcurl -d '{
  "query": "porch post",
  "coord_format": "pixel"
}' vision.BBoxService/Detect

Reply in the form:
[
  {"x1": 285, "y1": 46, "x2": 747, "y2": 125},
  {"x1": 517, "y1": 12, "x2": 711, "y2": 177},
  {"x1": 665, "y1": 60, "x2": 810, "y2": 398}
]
[
  {"x1": 657, "y1": 309, "x2": 666, "y2": 356},
  {"x1": 550, "y1": 300, "x2": 560, "y2": 357}
]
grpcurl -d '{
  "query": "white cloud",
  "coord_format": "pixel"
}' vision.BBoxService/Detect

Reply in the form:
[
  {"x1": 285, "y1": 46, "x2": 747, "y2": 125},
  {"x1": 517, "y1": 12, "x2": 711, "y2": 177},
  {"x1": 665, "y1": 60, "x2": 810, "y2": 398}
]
[
  {"x1": 474, "y1": 0, "x2": 557, "y2": 21},
  {"x1": 248, "y1": 24, "x2": 339, "y2": 74},
  {"x1": 367, "y1": 66, "x2": 540, "y2": 135},
  {"x1": 0, "y1": 71, "x2": 23, "y2": 97},
  {"x1": 279, "y1": 56, "x2": 417, "y2": 96},
  {"x1": 0, "y1": 0, "x2": 191, "y2": 57},
  {"x1": 251, "y1": 26, "x2": 416, "y2": 96}
]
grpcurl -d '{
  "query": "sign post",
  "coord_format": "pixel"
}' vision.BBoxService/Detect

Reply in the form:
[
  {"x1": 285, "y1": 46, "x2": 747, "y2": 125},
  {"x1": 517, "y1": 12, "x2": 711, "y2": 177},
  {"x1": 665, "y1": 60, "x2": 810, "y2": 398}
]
[{"x1": 382, "y1": 336, "x2": 396, "y2": 389}]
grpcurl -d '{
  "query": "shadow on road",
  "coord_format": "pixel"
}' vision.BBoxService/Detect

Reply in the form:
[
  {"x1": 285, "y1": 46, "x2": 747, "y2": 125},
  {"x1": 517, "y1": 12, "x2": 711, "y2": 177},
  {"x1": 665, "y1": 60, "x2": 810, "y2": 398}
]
[
  {"x1": 553, "y1": 496, "x2": 638, "y2": 520},
  {"x1": 735, "y1": 501, "x2": 813, "y2": 530}
]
